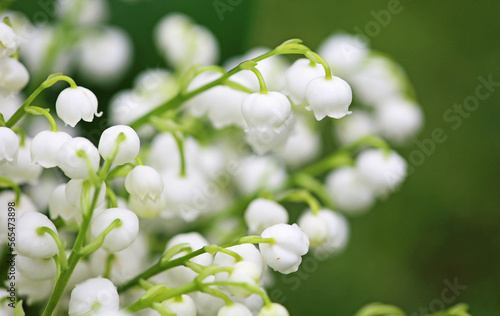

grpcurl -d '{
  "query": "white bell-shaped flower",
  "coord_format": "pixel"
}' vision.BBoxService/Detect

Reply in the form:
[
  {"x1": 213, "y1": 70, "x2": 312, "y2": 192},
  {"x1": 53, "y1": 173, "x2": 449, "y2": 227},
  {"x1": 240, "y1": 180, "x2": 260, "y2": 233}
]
[
  {"x1": 0, "y1": 127, "x2": 19, "y2": 165},
  {"x1": 259, "y1": 223, "x2": 309, "y2": 274},
  {"x1": 68, "y1": 277, "x2": 119, "y2": 316},
  {"x1": 218, "y1": 303, "x2": 253, "y2": 316},
  {"x1": 279, "y1": 117, "x2": 321, "y2": 168},
  {"x1": 234, "y1": 155, "x2": 287, "y2": 195},
  {"x1": 158, "y1": 295, "x2": 197, "y2": 316},
  {"x1": 227, "y1": 261, "x2": 261, "y2": 298},
  {"x1": 57, "y1": 0, "x2": 108, "y2": 26},
  {"x1": 305, "y1": 76, "x2": 352, "y2": 120},
  {"x1": 298, "y1": 209, "x2": 349, "y2": 253},
  {"x1": 57, "y1": 137, "x2": 100, "y2": 179},
  {"x1": 17, "y1": 255, "x2": 57, "y2": 280},
  {"x1": 0, "y1": 57, "x2": 29, "y2": 95},
  {"x1": 245, "y1": 199, "x2": 289, "y2": 235},
  {"x1": 241, "y1": 92, "x2": 292, "y2": 131},
  {"x1": 56, "y1": 86, "x2": 101, "y2": 127},
  {"x1": 325, "y1": 167, "x2": 376, "y2": 213},
  {"x1": 65, "y1": 179, "x2": 107, "y2": 209},
  {"x1": 0, "y1": 22, "x2": 18, "y2": 57},
  {"x1": 375, "y1": 97, "x2": 423, "y2": 144},
  {"x1": 90, "y1": 208, "x2": 139, "y2": 252},
  {"x1": 335, "y1": 110, "x2": 377, "y2": 144},
  {"x1": 284, "y1": 58, "x2": 324, "y2": 104},
  {"x1": 17, "y1": 212, "x2": 59, "y2": 258},
  {"x1": 0, "y1": 138, "x2": 42, "y2": 184},
  {"x1": 77, "y1": 27, "x2": 132, "y2": 84},
  {"x1": 31, "y1": 130, "x2": 72, "y2": 168},
  {"x1": 163, "y1": 232, "x2": 212, "y2": 287},
  {"x1": 0, "y1": 191, "x2": 36, "y2": 243},
  {"x1": 155, "y1": 13, "x2": 218, "y2": 69},
  {"x1": 258, "y1": 303, "x2": 290, "y2": 316},
  {"x1": 49, "y1": 184, "x2": 82, "y2": 225},
  {"x1": 356, "y1": 149, "x2": 407, "y2": 196},
  {"x1": 98, "y1": 125, "x2": 140, "y2": 165},
  {"x1": 318, "y1": 34, "x2": 369, "y2": 75},
  {"x1": 125, "y1": 165, "x2": 163, "y2": 201}
]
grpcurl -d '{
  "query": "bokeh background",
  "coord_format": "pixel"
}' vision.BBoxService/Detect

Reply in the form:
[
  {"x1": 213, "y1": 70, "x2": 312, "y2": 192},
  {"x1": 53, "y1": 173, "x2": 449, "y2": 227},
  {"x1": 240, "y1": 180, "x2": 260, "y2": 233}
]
[{"x1": 9, "y1": 0, "x2": 500, "y2": 315}]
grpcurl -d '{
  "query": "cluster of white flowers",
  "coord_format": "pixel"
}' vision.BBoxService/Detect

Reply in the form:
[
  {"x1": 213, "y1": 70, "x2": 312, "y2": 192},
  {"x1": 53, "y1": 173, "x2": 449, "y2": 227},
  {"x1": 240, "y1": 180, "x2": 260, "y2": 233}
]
[{"x1": 0, "y1": 7, "x2": 422, "y2": 316}]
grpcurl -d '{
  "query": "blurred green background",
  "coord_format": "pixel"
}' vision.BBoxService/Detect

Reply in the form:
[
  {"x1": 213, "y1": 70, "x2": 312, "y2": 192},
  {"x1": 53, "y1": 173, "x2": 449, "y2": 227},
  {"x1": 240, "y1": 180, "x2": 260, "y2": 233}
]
[{"x1": 9, "y1": 0, "x2": 500, "y2": 315}]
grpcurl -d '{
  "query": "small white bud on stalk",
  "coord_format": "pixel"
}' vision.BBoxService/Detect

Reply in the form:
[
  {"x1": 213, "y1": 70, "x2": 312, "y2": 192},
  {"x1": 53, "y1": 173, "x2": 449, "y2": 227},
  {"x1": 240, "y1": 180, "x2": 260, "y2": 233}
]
[
  {"x1": 90, "y1": 208, "x2": 139, "y2": 252},
  {"x1": 68, "y1": 277, "x2": 119, "y2": 316},
  {"x1": 259, "y1": 223, "x2": 309, "y2": 274},
  {"x1": 298, "y1": 209, "x2": 349, "y2": 253},
  {"x1": 244, "y1": 199, "x2": 289, "y2": 235},
  {"x1": 125, "y1": 165, "x2": 163, "y2": 201},
  {"x1": 0, "y1": 57, "x2": 29, "y2": 95},
  {"x1": 218, "y1": 303, "x2": 253, "y2": 316},
  {"x1": 258, "y1": 303, "x2": 290, "y2": 316},
  {"x1": 17, "y1": 212, "x2": 59, "y2": 258},
  {"x1": 0, "y1": 127, "x2": 19, "y2": 165},
  {"x1": 98, "y1": 125, "x2": 140, "y2": 165},
  {"x1": 31, "y1": 131, "x2": 72, "y2": 168},
  {"x1": 57, "y1": 137, "x2": 100, "y2": 179},
  {"x1": 305, "y1": 76, "x2": 353, "y2": 120}
]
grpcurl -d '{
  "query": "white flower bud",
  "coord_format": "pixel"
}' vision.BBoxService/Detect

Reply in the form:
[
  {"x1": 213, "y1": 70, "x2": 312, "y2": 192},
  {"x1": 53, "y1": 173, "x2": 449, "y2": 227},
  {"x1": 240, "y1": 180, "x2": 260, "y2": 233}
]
[
  {"x1": 77, "y1": 27, "x2": 132, "y2": 84},
  {"x1": 375, "y1": 97, "x2": 423, "y2": 144},
  {"x1": 56, "y1": 86, "x2": 101, "y2": 127},
  {"x1": 325, "y1": 167, "x2": 376, "y2": 213},
  {"x1": 305, "y1": 76, "x2": 352, "y2": 120},
  {"x1": 90, "y1": 208, "x2": 139, "y2": 252},
  {"x1": 68, "y1": 277, "x2": 119, "y2": 316},
  {"x1": 49, "y1": 184, "x2": 82, "y2": 225},
  {"x1": 241, "y1": 92, "x2": 292, "y2": 131},
  {"x1": 65, "y1": 179, "x2": 106, "y2": 209},
  {"x1": 356, "y1": 149, "x2": 407, "y2": 196},
  {"x1": 125, "y1": 165, "x2": 163, "y2": 201},
  {"x1": 17, "y1": 255, "x2": 57, "y2": 280},
  {"x1": 57, "y1": 137, "x2": 100, "y2": 179},
  {"x1": 98, "y1": 125, "x2": 140, "y2": 165},
  {"x1": 155, "y1": 13, "x2": 218, "y2": 69},
  {"x1": 0, "y1": 127, "x2": 19, "y2": 165},
  {"x1": 17, "y1": 212, "x2": 59, "y2": 258},
  {"x1": 0, "y1": 57, "x2": 29, "y2": 96},
  {"x1": 245, "y1": 199, "x2": 289, "y2": 235},
  {"x1": 0, "y1": 22, "x2": 18, "y2": 57},
  {"x1": 318, "y1": 34, "x2": 368, "y2": 75},
  {"x1": 30, "y1": 130, "x2": 72, "y2": 168},
  {"x1": 227, "y1": 261, "x2": 261, "y2": 298},
  {"x1": 0, "y1": 138, "x2": 42, "y2": 184},
  {"x1": 259, "y1": 303, "x2": 290, "y2": 316},
  {"x1": 284, "y1": 58, "x2": 324, "y2": 104},
  {"x1": 298, "y1": 209, "x2": 349, "y2": 253},
  {"x1": 335, "y1": 110, "x2": 376, "y2": 144},
  {"x1": 191, "y1": 292, "x2": 225, "y2": 316},
  {"x1": 259, "y1": 223, "x2": 309, "y2": 274},
  {"x1": 163, "y1": 232, "x2": 212, "y2": 287},
  {"x1": 148, "y1": 132, "x2": 199, "y2": 173},
  {"x1": 234, "y1": 155, "x2": 287, "y2": 195},
  {"x1": 159, "y1": 295, "x2": 197, "y2": 316},
  {"x1": 218, "y1": 303, "x2": 253, "y2": 316},
  {"x1": 57, "y1": 0, "x2": 108, "y2": 26},
  {"x1": 0, "y1": 93, "x2": 22, "y2": 121},
  {"x1": 16, "y1": 272, "x2": 54, "y2": 305},
  {"x1": 0, "y1": 191, "x2": 36, "y2": 243}
]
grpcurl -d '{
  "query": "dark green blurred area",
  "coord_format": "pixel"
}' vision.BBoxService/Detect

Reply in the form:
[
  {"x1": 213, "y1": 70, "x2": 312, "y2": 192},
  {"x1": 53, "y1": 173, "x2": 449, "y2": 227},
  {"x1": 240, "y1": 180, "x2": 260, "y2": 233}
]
[{"x1": 9, "y1": 0, "x2": 500, "y2": 315}]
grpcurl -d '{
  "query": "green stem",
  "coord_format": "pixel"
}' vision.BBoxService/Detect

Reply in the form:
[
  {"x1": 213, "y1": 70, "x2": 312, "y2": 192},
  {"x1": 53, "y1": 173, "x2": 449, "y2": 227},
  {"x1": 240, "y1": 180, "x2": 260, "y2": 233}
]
[
  {"x1": 171, "y1": 132, "x2": 186, "y2": 177},
  {"x1": 36, "y1": 226, "x2": 68, "y2": 270},
  {"x1": 6, "y1": 74, "x2": 76, "y2": 128},
  {"x1": 276, "y1": 189, "x2": 322, "y2": 215},
  {"x1": 250, "y1": 67, "x2": 268, "y2": 94},
  {"x1": 79, "y1": 218, "x2": 122, "y2": 256},
  {"x1": 103, "y1": 253, "x2": 116, "y2": 279},
  {"x1": 0, "y1": 176, "x2": 21, "y2": 204},
  {"x1": 24, "y1": 106, "x2": 58, "y2": 131},
  {"x1": 292, "y1": 173, "x2": 336, "y2": 210}
]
